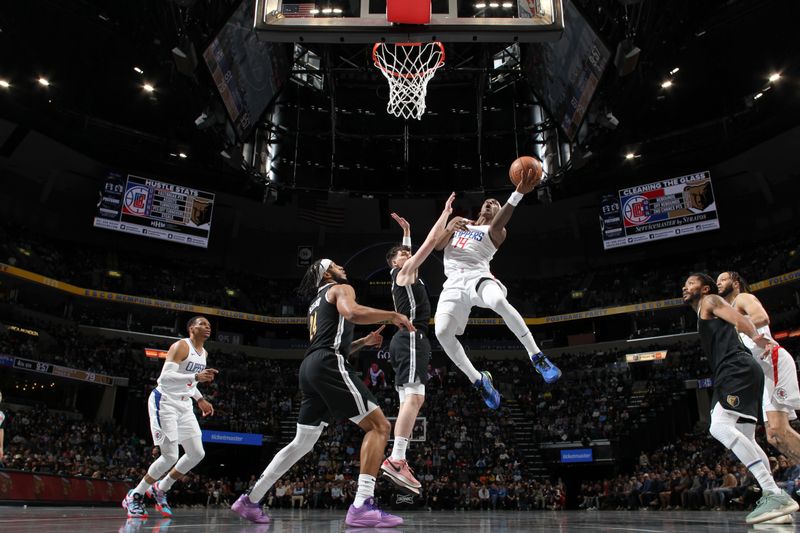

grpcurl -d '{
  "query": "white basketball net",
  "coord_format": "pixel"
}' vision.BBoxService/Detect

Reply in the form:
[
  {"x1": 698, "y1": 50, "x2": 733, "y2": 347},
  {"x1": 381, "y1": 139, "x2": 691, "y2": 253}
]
[{"x1": 373, "y1": 42, "x2": 445, "y2": 120}]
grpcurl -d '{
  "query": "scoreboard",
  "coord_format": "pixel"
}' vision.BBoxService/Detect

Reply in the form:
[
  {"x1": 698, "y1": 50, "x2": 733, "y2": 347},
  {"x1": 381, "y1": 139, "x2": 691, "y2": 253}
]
[{"x1": 94, "y1": 172, "x2": 215, "y2": 248}]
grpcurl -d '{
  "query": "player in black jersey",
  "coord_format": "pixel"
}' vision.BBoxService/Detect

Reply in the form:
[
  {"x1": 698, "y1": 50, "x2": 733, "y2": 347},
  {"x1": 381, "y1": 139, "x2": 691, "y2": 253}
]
[
  {"x1": 233, "y1": 259, "x2": 414, "y2": 528},
  {"x1": 683, "y1": 273, "x2": 797, "y2": 524},
  {"x1": 380, "y1": 193, "x2": 455, "y2": 494}
]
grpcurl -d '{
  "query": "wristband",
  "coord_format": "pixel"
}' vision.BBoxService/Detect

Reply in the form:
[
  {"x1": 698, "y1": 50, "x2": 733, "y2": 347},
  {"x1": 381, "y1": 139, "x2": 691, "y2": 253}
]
[
  {"x1": 508, "y1": 191, "x2": 524, "y2": 207},
  {"x1": 402, "y1": 236, "x2": 411, "y2": 247}
]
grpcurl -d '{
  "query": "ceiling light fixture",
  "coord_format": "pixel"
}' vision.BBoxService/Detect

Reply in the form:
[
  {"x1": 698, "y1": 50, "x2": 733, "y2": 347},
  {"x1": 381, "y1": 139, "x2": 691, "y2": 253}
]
[
  {"x1": 669, "y1": 67, "x2": 679, "y2": 75},
  {"x1": 625, "y1": 152, "x2": 636, "y2": 160},
  {"x1": 133, "y1": 66, "x2": 144, "y2": 74},
  {"x1": 38, "y1": 77, "x2": 50, "y2": 87},
  {"x1": 475, "y1": 2, "x2": 486, "y2": 7},
  {"x1": 660, "y1": 80, "x2": 672, "y2": 89},
  {"x1": 754, "y1": 92, "x2": 763, "y2": 100},
  {"x1": 178, "y1": 152, "x2": 188, "y2": 159},
  {"x1": 310, "y1": 8, "x2": 319, "y2": 14},
  {"x1": 502, "y1": 2, "x2": 512, "y2": 6},
  {"x1": 489, "y1": 2, "x2": 500, "y2": 7},
  {"x1": 143, "y1": 83, "x2": 155, "y2": 93},
  {"x1": 322, "y1": 8, "x2": 333, "y2": 14},
  {"x1": 0, "y1": 80, "x2": 9, "y2": 89},
  {"x1": 768, "y1": 72, "x2": 781, "y2": 83}
]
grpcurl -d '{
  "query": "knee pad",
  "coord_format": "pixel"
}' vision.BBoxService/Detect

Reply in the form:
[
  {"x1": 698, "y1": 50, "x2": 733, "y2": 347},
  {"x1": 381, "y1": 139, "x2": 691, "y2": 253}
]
[
  {"x1": 292, "y1": 424, "x2": 324, "y2": 455},
  {"x1": 159, "y1": 443, "x2": 180, "y2": 465}
]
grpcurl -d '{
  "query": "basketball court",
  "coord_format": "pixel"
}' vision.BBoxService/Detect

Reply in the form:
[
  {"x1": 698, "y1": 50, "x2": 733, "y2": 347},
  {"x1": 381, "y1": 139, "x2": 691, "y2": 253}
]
[{"x1": 0, "y1": 507, "x2": 792, "y2": 532}]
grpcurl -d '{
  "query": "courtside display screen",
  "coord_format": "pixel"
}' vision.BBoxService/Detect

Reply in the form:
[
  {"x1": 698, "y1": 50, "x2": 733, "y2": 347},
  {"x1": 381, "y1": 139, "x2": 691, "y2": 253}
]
[
  {"x1": 93, "y1": 172, "x2": 215, "y2": 248},
  {"x1": 561, "y1": 448, "x2": 593, "y2": 463},
  {"x1": 600, "y1": 170, "x2": 719, "y2": 250}
]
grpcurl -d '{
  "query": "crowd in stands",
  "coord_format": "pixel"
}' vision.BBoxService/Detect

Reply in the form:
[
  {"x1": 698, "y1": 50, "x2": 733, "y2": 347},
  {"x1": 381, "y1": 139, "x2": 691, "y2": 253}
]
[{"x1": 3, "y1": 222, "x2": 798, "y2": 320}]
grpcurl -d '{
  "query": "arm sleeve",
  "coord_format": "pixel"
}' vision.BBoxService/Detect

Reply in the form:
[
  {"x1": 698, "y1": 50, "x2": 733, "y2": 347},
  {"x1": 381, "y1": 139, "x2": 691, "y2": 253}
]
[{"x1": 159, "y1": 361, "x2": 197, "y2": 387}]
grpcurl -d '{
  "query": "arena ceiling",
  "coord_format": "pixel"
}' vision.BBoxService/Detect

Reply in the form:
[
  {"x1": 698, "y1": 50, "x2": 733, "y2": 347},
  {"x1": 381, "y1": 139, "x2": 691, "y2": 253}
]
[{"x1": 0, "y1": 0, "x2": 798, "y2": 201}]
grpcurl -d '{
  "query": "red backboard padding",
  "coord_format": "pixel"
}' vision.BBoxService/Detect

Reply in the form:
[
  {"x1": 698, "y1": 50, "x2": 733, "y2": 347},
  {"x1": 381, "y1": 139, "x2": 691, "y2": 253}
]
[{"x1": 387, "y1": 0, "x2": 431, "y2": 25}]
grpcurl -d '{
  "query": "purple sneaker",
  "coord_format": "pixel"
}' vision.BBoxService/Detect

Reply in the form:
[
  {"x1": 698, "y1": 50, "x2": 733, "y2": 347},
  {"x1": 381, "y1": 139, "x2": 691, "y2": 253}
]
[
  {"x1": 231, "y1": 494, "x2": 271, "y2": 524},
  {"x1": 345, "y1": 497, "x2": 403, "y2": 528}
]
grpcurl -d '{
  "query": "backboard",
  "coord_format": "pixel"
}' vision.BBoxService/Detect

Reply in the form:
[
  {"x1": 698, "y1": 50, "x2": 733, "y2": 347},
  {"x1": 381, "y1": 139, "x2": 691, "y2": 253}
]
[{"x1": 254, "y1": 0, "x2": 563, "y2": 43}]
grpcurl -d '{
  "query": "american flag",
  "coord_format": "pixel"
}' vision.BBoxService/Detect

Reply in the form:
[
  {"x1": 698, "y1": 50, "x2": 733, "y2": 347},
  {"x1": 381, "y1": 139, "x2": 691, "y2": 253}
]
[
  {"x1": 297, "y1": 195, "x2": 346, "y2": 227},
  {"x1": 282, "y1": 3, "x2": 316, "y2": 18}
]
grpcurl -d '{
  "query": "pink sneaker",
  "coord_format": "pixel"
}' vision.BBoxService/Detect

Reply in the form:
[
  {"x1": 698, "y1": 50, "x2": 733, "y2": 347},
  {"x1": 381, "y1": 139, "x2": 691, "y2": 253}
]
[
  {"x1": 381, "y1": 458, "x2": 421, "y2": 494},
  {"x1": 345, "y1": 497, "x2": 403, "y2": 528},
  {"x1": 231, "y1": 494, "x2": 271, "y2": 524}
]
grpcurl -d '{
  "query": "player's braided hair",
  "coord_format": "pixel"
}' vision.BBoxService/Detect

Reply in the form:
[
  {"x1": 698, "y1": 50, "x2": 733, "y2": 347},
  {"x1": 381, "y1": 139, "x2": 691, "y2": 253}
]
[
  {"x1": 298, "y1": 259, "x2": 328, "y2": 302},
  {"x1": 726, "y1": 271, "x2": 751, "y2": 293}
]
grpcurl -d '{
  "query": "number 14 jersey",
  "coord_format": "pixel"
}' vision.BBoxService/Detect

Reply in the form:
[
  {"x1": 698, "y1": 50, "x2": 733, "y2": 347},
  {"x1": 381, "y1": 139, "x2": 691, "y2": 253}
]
[{"x1": 443, "y1": 224, "x2": 497, "y2": 278}]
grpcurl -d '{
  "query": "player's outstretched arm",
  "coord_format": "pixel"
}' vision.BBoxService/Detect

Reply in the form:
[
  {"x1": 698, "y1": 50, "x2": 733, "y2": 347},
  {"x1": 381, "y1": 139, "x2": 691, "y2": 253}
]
[
  {"x1": 391, "y1": 213, "x2": 412, "y2": 249},
  {"x1": 488, "y1": 170, "x2": 538, "y2": 244},
  {"x1": 706, "y1": 294, "x2": 774, "y2": 350},
  {"x1": 331, "y1": 284, "x2": 416, "y2": 331},
  {"x1": 397, "y1": 192, "x2": 455, "y2": 285},
  {"x1": 733, "y1": 293, "x2": 770, "y2": 328}
]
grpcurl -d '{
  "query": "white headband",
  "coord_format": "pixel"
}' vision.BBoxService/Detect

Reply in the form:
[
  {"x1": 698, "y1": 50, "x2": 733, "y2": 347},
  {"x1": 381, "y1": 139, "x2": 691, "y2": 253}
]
[{"x1": 315, "y1": 258, "x2": 333, "y2": 285}]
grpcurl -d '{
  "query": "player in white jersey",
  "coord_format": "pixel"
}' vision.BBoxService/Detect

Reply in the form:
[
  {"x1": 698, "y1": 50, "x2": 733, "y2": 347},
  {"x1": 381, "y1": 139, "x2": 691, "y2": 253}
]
[
  {"x1": 717, "y1": 271, "x2": 800, "y2": 465},
  {"x1": 433, "y1": 174, "x2": 561, "y2": 409},
  {"x1": 123, "y1": 316, "x2": 218, "y2": 519}
]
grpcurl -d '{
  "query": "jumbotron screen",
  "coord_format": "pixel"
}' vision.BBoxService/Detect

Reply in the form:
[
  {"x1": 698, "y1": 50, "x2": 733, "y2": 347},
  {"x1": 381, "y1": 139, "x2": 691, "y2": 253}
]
[{"x1": 93, "y1": 171, "x2": 215, "y2": 248}]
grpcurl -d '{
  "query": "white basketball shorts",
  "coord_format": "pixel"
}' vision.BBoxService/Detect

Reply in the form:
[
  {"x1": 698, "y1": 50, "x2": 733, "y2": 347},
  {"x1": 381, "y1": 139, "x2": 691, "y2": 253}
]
[
  {"x1": 759, "y1": 346, "x2": 800, "y2": 420},
  {"x1": 148, "y1": 388, "x2": 201, "y2": 445},
  {"x1": 434, "y1": 273, "x2": 508, "y2": 335}
]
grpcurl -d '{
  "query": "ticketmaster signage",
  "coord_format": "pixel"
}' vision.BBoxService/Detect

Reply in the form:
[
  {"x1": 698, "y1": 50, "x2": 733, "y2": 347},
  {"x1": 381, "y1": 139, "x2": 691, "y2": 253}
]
[
  {"x1": 201, "y1": 430, "x2": 263, "y2": 446},
  {"x1": 560, "y1": 448, "x2": 593, "y2": 463}
]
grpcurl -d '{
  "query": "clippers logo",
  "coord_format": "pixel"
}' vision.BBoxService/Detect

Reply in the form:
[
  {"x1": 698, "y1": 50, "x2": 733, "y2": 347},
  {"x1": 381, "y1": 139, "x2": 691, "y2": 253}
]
[
  {"x1": 154, "y1": 430, "x2": 162, "y2": 441},
  {"x1": 776, "y1": 387, "x2": 788, "y2": 401},
  {"x1": 123, "y1": 185, "x2": 149, "y2": 216},
  {"x1": 726, "y1": 395, "x2": 740, "y2": 408},
  {"x1": 623, "y1": 195, "x2": 651, "y2": 225}
]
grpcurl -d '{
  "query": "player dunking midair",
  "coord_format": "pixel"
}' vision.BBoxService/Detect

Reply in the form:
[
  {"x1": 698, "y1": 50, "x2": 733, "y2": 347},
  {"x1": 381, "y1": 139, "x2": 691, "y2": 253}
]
[
  {"x1": 381, "y1": 192, "x2": 455, "y2": 494},
  {"x1": 717, "y1": 271, "x2": 800, "y2": 463},
  {"x1": 683, "y1": 273, "x2": 797, "y2": 524},
  {"x1": 433, "y1": 174, "x2": 561, "y2": 409},
  {"x1": 123, "y1": 316, "x2": 217, "y2": 519}
]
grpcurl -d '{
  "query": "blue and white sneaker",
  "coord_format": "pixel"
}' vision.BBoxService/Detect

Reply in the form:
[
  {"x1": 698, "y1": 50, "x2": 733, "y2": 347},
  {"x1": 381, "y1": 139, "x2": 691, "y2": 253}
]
[
  {"x1": 474, "y1": 371, "x2": 501, "y2": 410},
  {"x1": 531, "y1": 352, "x2": 561, "y2": 384},
  {"x1": 122, "y1": 489, "x2": 148, "y2": 519},
  {"x1": 146, "y1": 481, "x2": 173, "y2": 517}
]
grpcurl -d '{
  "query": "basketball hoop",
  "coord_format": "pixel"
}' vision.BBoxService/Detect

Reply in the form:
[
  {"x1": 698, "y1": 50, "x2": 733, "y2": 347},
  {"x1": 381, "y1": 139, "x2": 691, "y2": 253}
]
[{"x1": 373, "y1": 41, "x2": 445, "y2": 120}]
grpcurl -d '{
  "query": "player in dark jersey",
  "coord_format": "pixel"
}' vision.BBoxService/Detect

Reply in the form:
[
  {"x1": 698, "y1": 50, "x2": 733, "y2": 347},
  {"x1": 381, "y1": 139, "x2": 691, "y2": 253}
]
[
  {"x1": 380, "y1": 193, "x2": 455, "y2": 494},
  {"x1": 233, "y1": 259, "x2": 414, "y2": 528},
  {"x1": 683, "y1": 273, "x2": 797, "y2": 524}
]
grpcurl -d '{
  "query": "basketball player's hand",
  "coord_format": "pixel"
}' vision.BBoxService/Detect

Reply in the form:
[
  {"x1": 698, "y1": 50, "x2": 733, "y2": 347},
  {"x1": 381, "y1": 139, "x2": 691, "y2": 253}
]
[
  {"x1": 516, "y1": 167, "x2": 539, "y2": 195},
  {"x1": 392, "y1": 313, "x2": 416, "y2": 333},
  {"x1": 364, "y1": 325, "x2": 385, "y2": 348},
  {"x1": 197, "y1": 398, "x2": 214, "y2": 417},
  {"x1": 391, "y1": 213, "x2": 410, "y2": 233},
  {"x1": 443, "y1": 192, "x2": 456, "y2": 215},
  {"x1": 195, "y1": 368, "x2": 219, "y2": 383},
  {"x1": 753, "y1": 334, "x2": 777, "y2": 353},
  {"x1": 446, "y1": 217, "x2": 472, "y2": 232}
]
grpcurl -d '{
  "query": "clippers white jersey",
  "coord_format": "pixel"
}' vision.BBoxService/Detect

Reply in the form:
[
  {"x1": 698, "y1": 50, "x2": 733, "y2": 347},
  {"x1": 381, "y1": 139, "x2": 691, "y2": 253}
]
[
  {"x1": 443, "y1": 224, "x2": 497, "y2": 278},
  {"x1": 156, "y1": 338, "x2": 207, "y2": 399}
]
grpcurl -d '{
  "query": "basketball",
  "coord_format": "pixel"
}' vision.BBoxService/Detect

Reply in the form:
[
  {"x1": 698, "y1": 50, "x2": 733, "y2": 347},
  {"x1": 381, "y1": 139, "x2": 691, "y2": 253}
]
[{"x1": 509, "y1": 156, "x2": 543, "y2": 188}]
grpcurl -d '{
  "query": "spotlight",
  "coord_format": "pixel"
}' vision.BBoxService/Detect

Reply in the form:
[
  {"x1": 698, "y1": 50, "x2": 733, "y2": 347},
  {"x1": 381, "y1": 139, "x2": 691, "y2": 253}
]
[
  {"x1": 322, "y1": 8, "x2": 332, "y2": 13},
  {"x1": 768, "y1": 72, "x2": 781, "y2": 83},
  {"x1": 133, "y1": 66, "x2": 144, "y2": 74},
  {"x1": 38, "y1": 77, "x2": 50, "y2": 87},
  {"x1": 310, "y1": 8, "x2": 319, "y2": 13},
  {"x1": 475, "y1": 2, "x2": 486, "y2": 7},
  {"x1": 333, "y1": 8, "x2": 342, "y2": 13},
  {"x1": 669, "y1": 67, "x2": 680, "y2": 75},
  {"x1": 754, "y1": 92, "x2": 763, "y2": 100},
  {"x1": 143, "y1": 83, "x2": 155, "y2": 93},
  {"x1": 660, "y1": 80, "x2": 672, "y2": 89},
  {"x1": 489, "y1": 2, "x2": 499, "y2": 7},
  {"x1": 625, "y1": 152, "x2": 636, "y2": 160},
  {"x1": 0, "y1": 80, "x2": 9, "y2": 89},
  {"x1": 178, "y1": 152, "x2": 188, "y2": 159},
  {"x1": 502, "y1": 2, "x2": 512, "y2": 6}
]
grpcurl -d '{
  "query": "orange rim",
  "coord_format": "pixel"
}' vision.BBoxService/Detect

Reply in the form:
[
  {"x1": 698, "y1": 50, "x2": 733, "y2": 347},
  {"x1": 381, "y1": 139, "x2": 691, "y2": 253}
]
[{"x1": 373, "y1": 41, "x2": 445, "y2": 80}]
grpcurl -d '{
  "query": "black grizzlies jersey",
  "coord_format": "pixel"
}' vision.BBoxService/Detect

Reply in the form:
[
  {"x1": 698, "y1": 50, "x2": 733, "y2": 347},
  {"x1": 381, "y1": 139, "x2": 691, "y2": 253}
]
[
  {"x1": 698, "y1": 302, "x2": 751, "y2": 372},
  {"x1": 307, "y1": 283, "x2": 354, "y2": 356},
  {"x1": 390, "y1": 268, "x2": 430, "y2": 333}
]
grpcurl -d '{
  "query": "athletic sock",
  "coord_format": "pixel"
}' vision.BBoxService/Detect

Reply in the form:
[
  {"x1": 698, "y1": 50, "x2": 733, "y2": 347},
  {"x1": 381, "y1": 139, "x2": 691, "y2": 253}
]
[
  {"x1": 158, "y1": 474, "x2": 178, "y2": 492},
  {"x1": 353, "y1": 474, "x2": 376, "y2": 508},
  {"x1": 391, "y1": 436, "x2": 409, "y2": 462},
  {"x1": 133, "y1": 478, "x2": 152, "y2": 496}
]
